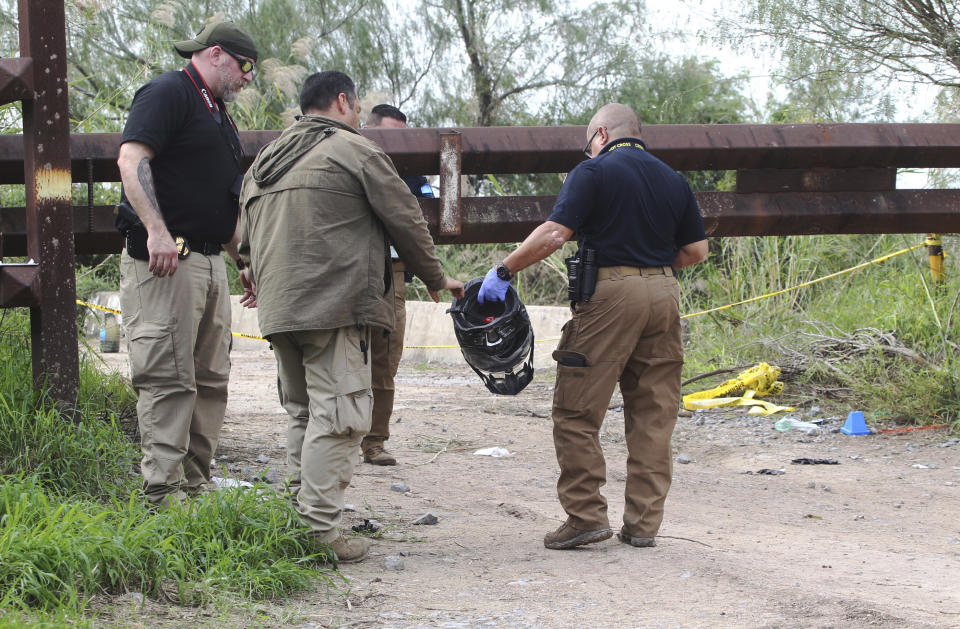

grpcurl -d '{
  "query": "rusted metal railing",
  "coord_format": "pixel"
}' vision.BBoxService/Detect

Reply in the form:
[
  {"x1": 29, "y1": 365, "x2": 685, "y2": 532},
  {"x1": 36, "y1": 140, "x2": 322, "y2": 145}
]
[{"x1": 2, "y1": 123, "x2": 960, "y2": 254}]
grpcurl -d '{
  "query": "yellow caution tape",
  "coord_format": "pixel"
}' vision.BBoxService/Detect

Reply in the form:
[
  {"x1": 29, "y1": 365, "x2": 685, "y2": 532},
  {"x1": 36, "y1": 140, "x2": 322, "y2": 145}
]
[
  {"x1": 73, "y1": 242, "x2": 924, "y2": 351},
  {"x1": 76, "y1": 299, "x2": 267, "y2": 341},
  {"x1": 684, "y1": 395, "x2": 795, "y2": 416},
  {"x1": 682, "y1": 363, "x2": 794, "y2": 415},
  {"x1": 76, "y1": 299, "x2": 121, "y2": 316},
  {"x1": 682, "y1": 243, "x2": 924, "y2": 319}
]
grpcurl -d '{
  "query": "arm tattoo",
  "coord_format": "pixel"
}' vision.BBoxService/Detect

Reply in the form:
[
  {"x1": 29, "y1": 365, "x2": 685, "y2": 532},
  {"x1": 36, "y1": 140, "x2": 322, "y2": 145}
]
[{"x1": 136, "y1": 157, "x2": 163, "y2": 219}]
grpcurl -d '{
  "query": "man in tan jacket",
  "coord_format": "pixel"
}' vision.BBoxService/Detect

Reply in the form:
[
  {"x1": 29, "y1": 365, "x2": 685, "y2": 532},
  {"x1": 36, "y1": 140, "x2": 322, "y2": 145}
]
[{"x1": 239, "y1": 70, "x2": 463, "y2": 563}]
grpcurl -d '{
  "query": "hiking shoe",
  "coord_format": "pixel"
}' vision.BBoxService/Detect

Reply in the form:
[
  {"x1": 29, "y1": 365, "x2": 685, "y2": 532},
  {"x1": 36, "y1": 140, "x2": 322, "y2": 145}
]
[
  {"x1": 328, "y1": 535, "x2": 370, "y2": 564},
  {"x1": 147, "y1": 490, "x2": 188, "y2": 512},
  {"x1": 543, "y1": 520, "x2": 613, "y2": 550},
  {"x1": 363, "y1": 444, "x2": 397, "y2": 466},
  {"x1": 183, "y1": 483, "x2": 209, "y2": 498},
  {"x1": 617, "y1": 529, "x2": 657, "y2": 547}
]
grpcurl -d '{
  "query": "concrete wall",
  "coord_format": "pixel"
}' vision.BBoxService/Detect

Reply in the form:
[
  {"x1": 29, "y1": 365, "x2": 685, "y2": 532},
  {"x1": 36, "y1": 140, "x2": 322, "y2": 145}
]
[
  {"x1": 86, "y1": 291, "x2": 570, "y2": 368},
  {"x1": 230, "y1": 297, "x2": 570, "y2": 368}
]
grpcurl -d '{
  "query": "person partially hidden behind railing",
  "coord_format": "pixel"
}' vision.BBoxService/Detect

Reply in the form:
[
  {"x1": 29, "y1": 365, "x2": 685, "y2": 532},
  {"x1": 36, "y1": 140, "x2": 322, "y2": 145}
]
[{"x1": 361, "y1": 103, "x2": 436, "y2": 467}]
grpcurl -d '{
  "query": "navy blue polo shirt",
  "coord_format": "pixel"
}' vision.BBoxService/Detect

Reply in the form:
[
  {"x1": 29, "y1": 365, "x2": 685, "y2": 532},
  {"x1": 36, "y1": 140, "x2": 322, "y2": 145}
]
[
  {"x1": 403, "y1": 175, "x2": 434, "y2": 198},
  {"x1": 548, "y1": 137, "x2": 706, "y2": 267}
]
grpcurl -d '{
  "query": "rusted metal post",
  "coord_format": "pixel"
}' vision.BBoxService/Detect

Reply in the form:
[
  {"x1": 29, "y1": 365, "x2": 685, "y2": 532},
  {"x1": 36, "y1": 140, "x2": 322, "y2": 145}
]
[
  {"x1": 20, "y1": 0, "x2": 79, "y2": 406},
  {"x1": 438, "y1": 130, "x2": 462, "y2": 237}
]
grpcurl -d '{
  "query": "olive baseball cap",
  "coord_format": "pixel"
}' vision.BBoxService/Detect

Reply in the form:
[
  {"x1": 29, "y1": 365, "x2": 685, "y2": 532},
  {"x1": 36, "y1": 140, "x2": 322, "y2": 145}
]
[{"x1": 174, "y1": 20, "x2": 258, "y2": 60}]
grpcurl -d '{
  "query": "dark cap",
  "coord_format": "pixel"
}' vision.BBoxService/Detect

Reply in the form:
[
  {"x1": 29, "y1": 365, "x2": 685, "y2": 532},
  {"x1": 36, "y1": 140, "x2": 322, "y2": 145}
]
[{"x1": 174, "y1": 20, "x2": 258, "y2": 61}]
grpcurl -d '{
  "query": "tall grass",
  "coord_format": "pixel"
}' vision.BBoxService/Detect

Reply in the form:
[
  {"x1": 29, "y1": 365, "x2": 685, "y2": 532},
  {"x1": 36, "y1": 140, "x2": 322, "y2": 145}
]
[
  {"x1": 0, "y1": 311, "x2": 337, "y2": 623},
  {"x1": 0, "y1": 311, "x2": 138, "y2": 500},
  {"x1": 0, "y1": 478, "x2": 333, "y2": 612},
  {"x1": 678, "y1": 234, "x2": 960, "y2": 427}
]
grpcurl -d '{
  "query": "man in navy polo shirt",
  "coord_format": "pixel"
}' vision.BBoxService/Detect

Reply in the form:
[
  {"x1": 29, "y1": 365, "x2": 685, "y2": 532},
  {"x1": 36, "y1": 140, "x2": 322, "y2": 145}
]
[{"x1": 478, "y1": 103, "x2": 708, "y2": 550}]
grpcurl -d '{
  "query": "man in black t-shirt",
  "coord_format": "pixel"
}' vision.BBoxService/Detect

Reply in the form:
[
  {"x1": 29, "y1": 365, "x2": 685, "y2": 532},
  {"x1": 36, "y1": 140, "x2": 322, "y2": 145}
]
[
  {"x1": 116, "y1": 20, "x2": 258, "y2": 509},
  {"x1": 360, "y1": 104, "x2": 436, "y2": 466},
  {"x1": 478, "y1": 103, "x2": 708, "y2": 550}
]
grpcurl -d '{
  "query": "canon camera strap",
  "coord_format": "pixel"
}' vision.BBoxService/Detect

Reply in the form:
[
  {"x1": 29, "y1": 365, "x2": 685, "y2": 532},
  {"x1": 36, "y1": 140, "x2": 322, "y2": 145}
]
[{"x1": 182, "y1": 63, "x2": 244, "y2": 170}]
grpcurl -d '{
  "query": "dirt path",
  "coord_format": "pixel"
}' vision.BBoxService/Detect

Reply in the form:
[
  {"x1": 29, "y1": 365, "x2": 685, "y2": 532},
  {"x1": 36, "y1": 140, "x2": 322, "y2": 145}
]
[{"x1": 102, "y1": 346, "x2": 960, "y2": 628}]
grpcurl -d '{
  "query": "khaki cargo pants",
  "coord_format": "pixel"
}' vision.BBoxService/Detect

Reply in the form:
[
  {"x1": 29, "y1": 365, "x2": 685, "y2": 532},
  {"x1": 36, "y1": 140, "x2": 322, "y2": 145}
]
[
  {"x1": 119, "y1": 250, "x2": 231, "y2": 505},
  {"x1": 273, "y1": 325, "x2": 373, "y2": 542},
  {"x1": 552, "y1": 266, "x2": 683, "y2": 538},
  {"x1": 364, "y1": 265, "x2": 406, "y2": 452}
]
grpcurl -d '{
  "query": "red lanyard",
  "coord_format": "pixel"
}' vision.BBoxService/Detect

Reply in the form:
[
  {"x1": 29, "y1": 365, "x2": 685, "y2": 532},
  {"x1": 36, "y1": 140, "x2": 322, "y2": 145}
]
[
  {"x1": 182, "y1": 63, "x2": 242, "y2": 167},
  {"x1": 182, "y1": 63, "x2": 239, "y2": 136}
]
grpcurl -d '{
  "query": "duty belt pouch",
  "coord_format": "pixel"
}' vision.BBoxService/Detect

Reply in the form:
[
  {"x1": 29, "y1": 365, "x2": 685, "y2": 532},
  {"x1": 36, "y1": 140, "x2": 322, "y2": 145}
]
[
  {"x1": 565, "y1": 246, "x2": 598, "y2": 303},
  {"x1": 124, "y1": 228, "x2": 149, "y2": 261}
]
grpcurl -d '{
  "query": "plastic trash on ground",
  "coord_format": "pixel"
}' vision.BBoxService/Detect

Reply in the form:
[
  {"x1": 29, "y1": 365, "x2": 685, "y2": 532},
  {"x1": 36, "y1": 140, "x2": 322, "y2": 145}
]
[
  {"x1": 474, "y1": 447, "x2": 512, "y2": 457},
  {"x1": 210, "y1": 476, "x2": 254, "y2": 489},
  {"x1": 774, "y1": 417, "x2": 821, "y2": 435}
]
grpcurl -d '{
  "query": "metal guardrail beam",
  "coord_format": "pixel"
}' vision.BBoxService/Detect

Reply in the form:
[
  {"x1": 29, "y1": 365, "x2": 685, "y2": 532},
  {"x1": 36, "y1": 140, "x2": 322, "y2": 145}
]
[
  {"x1": 3, "y1": 188, "x2": 959, "y2": 254},
  {"x1": 3, "y1": 123, "x2": 960, "y2": 184}
]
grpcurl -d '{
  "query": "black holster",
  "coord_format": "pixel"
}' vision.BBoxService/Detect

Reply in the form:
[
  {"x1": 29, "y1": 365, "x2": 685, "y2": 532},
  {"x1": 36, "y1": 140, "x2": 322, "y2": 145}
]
[{"x1": 565, "y1": 247, "x2": 598, "y2": 303}]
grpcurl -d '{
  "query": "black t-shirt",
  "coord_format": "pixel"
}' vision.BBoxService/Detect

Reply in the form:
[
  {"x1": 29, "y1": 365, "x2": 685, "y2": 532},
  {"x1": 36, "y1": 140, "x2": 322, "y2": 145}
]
[
  {"x1": 547, "y1": 138, "x2": 706, "y2": 267},
  {"x1": 118, "y1": 65, "x2": 243, "y2": 243}
]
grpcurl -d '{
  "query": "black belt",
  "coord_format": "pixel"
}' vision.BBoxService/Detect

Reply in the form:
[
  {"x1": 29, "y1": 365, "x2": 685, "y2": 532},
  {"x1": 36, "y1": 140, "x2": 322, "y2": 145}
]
[
  {"x1": 125, "y1": 230, "x2": 221, "y2": 261},
  {"x1": 185, "y1": 239, "x2": 222, "y2": 256}
]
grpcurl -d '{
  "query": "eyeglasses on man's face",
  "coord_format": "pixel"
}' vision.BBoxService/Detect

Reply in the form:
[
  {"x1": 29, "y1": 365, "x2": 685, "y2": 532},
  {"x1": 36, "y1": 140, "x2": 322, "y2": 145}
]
[
  {"x1": 583, "y1": 127, "x2": 600, "y2": 158},
  {"x1": 219, "y1": 45, "x2": 255, "y2": 74}
]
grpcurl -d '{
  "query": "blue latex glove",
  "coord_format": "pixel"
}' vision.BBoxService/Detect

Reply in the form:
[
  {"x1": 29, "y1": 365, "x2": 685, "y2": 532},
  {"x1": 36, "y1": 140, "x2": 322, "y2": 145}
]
[{"x1": 478, "y1": 267, "x2": 510, "y2": 303}]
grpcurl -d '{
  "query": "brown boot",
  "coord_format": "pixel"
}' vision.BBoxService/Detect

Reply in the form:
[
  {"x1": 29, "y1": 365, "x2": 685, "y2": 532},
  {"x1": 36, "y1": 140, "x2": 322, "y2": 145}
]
[
  {"x1": 543, "y1": 520, "x2": 612, "y2": 550},
  {"x1": 328, "y1": 535, "x2": 370, "y2": 563},
  {"x1": 363, "y1": 443, "x2": 397, "y2": 466},
  {"x1": 618, "y1": 528, "x2": 657, "y2": 547}
]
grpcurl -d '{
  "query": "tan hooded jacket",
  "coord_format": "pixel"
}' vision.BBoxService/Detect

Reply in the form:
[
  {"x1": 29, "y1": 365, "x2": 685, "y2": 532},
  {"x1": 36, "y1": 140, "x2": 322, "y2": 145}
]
[{"x1": 239, "y1": 114, "x2": 446, "y2": 336}]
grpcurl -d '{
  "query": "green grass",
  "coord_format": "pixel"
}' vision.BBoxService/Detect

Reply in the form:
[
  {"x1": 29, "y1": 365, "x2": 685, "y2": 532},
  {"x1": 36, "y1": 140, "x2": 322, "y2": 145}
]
[
  {"x1": 678, "y1": 234, "x2": 960, "y2": 428},
  {"x1": 0, "y1": 311, "x2": 339, "y2": 624}
]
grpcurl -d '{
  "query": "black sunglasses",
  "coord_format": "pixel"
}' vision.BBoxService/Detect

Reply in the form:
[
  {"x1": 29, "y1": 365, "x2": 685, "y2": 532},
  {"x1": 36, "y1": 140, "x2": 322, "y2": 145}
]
[
  {"x1": 583, "y1": 127, "x2": 600, "y2": 158},
  {"x1": 219, "y1": 45, "x2": 255, "y2": 74}
]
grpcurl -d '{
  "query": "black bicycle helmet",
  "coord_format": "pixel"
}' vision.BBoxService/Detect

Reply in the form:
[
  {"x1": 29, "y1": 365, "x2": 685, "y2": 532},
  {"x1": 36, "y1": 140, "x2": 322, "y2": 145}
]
[{"x1": 447, "y1": 277, "x2": 534, "y2": 395}]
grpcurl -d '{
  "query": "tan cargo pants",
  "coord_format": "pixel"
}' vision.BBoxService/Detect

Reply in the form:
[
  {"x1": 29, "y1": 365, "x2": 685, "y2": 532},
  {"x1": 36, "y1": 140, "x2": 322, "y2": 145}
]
[
  {"x1": 119, "y1": 249, "x2": 231, "y2": 505},
  {"x1": 363, "y1": 265, "x2": 406, "y2": 452},
  {"x1": 552, "y1": 266, "x2": 683, "y2": 537},
  {"x1": 273, "y1": 325, "x2": 373, "y2": 541}
]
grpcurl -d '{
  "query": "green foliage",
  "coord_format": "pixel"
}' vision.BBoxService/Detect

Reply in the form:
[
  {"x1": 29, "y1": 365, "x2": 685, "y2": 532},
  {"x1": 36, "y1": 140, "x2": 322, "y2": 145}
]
[
  {"x1": 419, "y1": 0, "x2": 646, "y2": 127},
  {"x1": 0, "y1": 312, "x2": 336, "y2": 620},
  {"x1": 75, "y1": 254, "x2": 121, "y2": 301},
  {"x1": 680, "y1": 234, "x2": 960, "y2": 428},
  {"x1": 0, "y1": 477, "x2": 335, "y2": 612},
  {"x1": 719, "y1": 0, "x2": 960, "y2": 121},
  {"x1": 0, "y1": 311, "x2": 137, "y2": 499}
]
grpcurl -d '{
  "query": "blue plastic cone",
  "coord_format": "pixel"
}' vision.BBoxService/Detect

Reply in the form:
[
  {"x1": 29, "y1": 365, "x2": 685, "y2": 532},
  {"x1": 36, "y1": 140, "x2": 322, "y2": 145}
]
[{"x1": 841, "y1": 410, "x2": 870, "y2": 435}]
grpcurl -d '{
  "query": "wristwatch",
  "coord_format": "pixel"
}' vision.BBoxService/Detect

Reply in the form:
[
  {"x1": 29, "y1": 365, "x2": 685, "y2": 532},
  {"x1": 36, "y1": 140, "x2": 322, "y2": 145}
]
[{"x1": 495, "y1": 262, "x2": 512, "y2": 281}]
